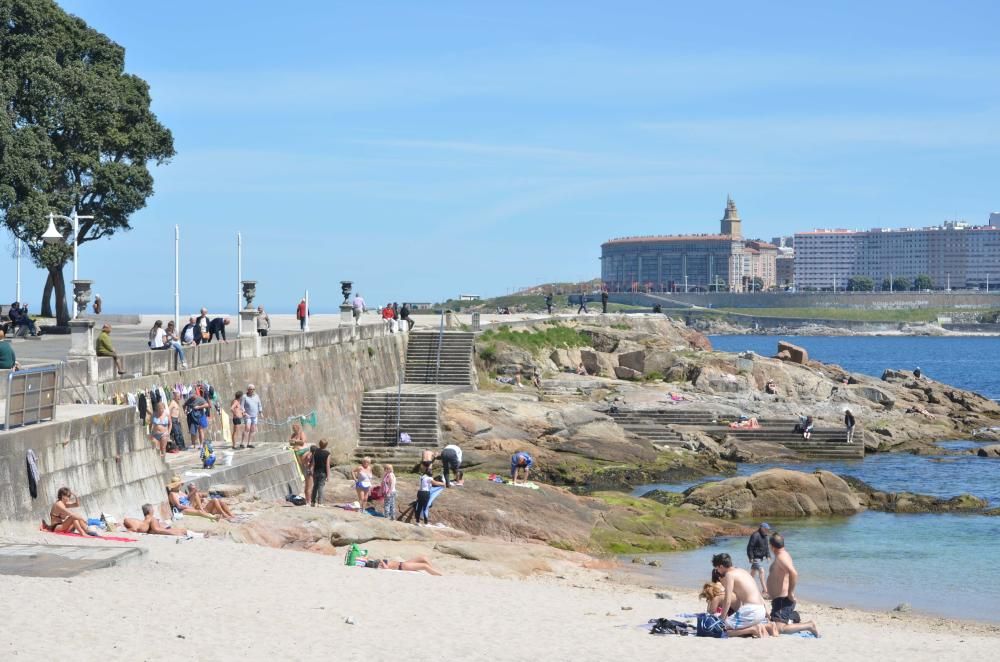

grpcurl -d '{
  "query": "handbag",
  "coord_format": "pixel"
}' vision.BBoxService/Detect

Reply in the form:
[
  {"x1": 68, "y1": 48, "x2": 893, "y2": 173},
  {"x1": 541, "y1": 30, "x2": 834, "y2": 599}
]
[{"x1": 201, "y1": 331, "x2": 210, "y2": 340}]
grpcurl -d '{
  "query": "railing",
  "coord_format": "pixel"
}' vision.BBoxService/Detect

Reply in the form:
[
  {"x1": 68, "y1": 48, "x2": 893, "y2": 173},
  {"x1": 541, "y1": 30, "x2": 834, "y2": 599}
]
[
  {"x1": 4, "y1": 364, "x2": 58, "y2": 430},
  {"x1": 434, "y1": 310, "x2": 445, "y2": 384}
]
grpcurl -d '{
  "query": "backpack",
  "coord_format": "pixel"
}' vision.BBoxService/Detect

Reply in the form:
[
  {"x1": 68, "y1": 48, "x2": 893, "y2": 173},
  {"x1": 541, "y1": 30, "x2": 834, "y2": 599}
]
[
  {"x1": 696, "y1": 613, "x2": 728, "y2": 638},
  {"x1": 285, "y1": 494, "x2": 307, "y2": 506},
  {"x1": 649, "y1": 618, "x2": 693, "y2": 636}
]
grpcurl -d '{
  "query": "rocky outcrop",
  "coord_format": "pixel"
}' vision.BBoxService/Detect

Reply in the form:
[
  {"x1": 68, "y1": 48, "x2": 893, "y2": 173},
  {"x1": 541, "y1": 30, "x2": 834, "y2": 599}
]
[
  {"x1": 977, "y1": 444, "x2": 1000, "y2": 458},
  {"x1": 718, "y1": 437, "x2": 800, "y2": 463},
  {"x1": 839, "y1": 475, "x2": 989, "y2": 513},
  {"x1": 682, "y1": 468, "x2": 863, "y2": 518},
  {"x1": 776, "y1": 341, "x2": 808, "y2": 364}
]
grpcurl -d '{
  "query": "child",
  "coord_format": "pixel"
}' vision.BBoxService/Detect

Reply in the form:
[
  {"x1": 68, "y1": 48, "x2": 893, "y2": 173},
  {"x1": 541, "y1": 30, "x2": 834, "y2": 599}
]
[
  {"x1": 415, "y1": 469, "x2": 444, "y2": 525},
  {"x1": 381, "y1": 464, "x2": 397, "y2": 520}
]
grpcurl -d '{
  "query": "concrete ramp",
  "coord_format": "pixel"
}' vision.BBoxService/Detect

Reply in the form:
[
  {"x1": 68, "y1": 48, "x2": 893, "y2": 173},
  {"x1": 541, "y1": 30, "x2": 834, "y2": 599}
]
[{"x1": 0, "y1": 543, "x2": 145, "y2": 578}]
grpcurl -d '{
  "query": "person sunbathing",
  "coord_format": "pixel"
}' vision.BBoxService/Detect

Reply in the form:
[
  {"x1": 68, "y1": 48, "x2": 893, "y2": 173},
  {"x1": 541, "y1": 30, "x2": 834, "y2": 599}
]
[
  {"x1": 123, "y1": 504, "x2": 188, "y2": 536},
  {"x1": 185, "y1": 484, "x2": 235, "y2": 520},
  {"x1": 46, "y1": 487, "x2": 95, "y2": 536},
  {"x1": 166, "y1": 476, "x2": 219, "y2": 521},
  {"x1": 356, "y1": 555, "x2": 442, "y2": 576}
]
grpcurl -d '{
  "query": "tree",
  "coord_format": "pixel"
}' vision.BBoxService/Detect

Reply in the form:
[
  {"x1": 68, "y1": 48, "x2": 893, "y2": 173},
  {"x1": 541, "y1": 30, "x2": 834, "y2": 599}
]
[
  {"x1": 847, "y1": 276, "x2": 874, "y2": 292},
  {"x1": 881, "y1": 278, "x2": 892, "y2": 291},
  {"x1": 913, "y1": 274, "x2": 933, "y2": 291},
  {"x1": 892, "y1": 277, "x2": 911, "y2": 292},
  {"x1": 0, "y1": 1, "x2": 174, "y2": 325}
]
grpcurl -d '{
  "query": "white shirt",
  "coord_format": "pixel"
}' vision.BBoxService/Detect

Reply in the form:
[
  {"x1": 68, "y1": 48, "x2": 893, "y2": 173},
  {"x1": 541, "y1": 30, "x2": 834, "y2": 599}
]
[
  {"x1": 353, "y1": 296, "x2": 366, "y2": 311},
  {"x1": 419, "y1": 474, "x2": 433, "y2": 491},
  {"x1": 444, "y1": 444, "x2": 463, "y2": 465},
  {"x1": 151, "y1": 328, "x2": 167, "y2": 349}
]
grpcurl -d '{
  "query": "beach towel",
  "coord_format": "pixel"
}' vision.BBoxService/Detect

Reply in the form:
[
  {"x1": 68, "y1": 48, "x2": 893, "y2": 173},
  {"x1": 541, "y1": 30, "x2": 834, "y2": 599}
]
[
  {"x1": 420, "y1": 486, "x2": 445, "y2": 520},
  {"x1": 40, "y1": 526, "x2": 137, "y2": 543},
  {"x1": 221, "y1": 413, "x2": 233, "y2": 445},
  {"x1": 509, "y1": 481, "x2": 540, "y2": 490}
]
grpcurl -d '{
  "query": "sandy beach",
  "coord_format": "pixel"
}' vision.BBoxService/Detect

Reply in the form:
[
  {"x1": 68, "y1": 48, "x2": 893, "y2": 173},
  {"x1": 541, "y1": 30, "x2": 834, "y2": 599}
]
[{"x1": 2, "y1": 513, "x2": 996, "y2": 662}]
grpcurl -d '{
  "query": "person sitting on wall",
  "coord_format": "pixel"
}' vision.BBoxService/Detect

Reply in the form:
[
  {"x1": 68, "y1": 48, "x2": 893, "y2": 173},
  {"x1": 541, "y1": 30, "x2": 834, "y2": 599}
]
[
  {"x1": 123, "y1": 503, "x2": 188, "y2": 536},
  {"x1": 45, "y1": 487, "x2": 94, "y2": 536}
]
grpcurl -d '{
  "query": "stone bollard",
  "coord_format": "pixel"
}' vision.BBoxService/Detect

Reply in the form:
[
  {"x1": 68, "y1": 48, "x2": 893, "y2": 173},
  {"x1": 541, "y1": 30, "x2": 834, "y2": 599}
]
[
  {"x1": 340, "y1": 304, "x2": 353, "y2": 324},
  {"x1": 239, "y1": 309, "x2": 257, "y2": 338},
  {"x1": 67, "y1": 319, "x2": 98, "y2": 384}
]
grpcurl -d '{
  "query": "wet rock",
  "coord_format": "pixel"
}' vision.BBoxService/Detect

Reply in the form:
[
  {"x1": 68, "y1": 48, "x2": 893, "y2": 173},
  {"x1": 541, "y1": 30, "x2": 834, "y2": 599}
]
[
  {"x1": 893, "y1": 603, "x2": 912, "y2": 613},
  {"x1": 719, "y1": 438, "x2": 800, "y2": 464},
  {"x1": 977, "y1": 444, "x2": 1000, "y2": 458},
  {"x1": 614, "y1": 365, "x2": 642, "y2": 381},
  {"x1": 683, "y1": 468, "x2": 862, "y2": 519}
]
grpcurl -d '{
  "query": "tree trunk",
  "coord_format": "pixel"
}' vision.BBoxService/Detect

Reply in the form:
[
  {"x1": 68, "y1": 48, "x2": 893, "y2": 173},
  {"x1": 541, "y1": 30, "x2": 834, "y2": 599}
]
[
  {"x1": 40, "y1": 272, "x2": 54, "y2": 317},
  {"x1": 50, "y1": 266, "x2": 70, "y2": 327}
]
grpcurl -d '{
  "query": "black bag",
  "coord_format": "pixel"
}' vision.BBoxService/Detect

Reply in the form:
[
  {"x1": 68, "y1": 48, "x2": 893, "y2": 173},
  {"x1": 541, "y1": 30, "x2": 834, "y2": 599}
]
[{"x1": 285, "y1": 494, "x2": 307, "y2": 506}]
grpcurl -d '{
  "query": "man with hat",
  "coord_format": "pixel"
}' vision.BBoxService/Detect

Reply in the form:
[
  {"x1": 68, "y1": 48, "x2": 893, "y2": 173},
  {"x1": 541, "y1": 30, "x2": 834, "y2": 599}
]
[{"x1": 747, "y1": 522, "x2": 772, "y2": 598}]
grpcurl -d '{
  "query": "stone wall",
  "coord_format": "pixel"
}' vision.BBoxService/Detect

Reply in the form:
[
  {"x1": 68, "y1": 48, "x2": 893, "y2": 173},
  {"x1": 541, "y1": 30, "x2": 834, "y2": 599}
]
[{"x1": 0, "y1": 405, "x2": 168, "y2": 528}]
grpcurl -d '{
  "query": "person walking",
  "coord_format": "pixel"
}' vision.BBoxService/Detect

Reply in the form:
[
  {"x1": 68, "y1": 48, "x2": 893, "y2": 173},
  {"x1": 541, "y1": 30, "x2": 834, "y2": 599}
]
[
  {"x1": 309, "y1": 440, "x2": 331, "y2": 506},
  {"x1": 601, "y1": 290, "x2": 609, "y2": 314},
  {"x1": 545, "y1": 293, "x2": 553, "y2": 314},
  {"x1": 96, "y1": 324, "x2": 126, "y2": 375},
  {"x1": 746, "y1": 523, "x2": 772, "y2": 598},
  {"x1": 296, "y1": 298, "x2": 308, "y2": 331},
  {"x1": 440, "y1": 444, "x2": 463, "y2": 487},
  {"x1": 240, "y1": 384, "x2": 263, "y2": 448},
  {"x1": 256, "y1": 306, "x2": 270, "y2": 337},
  {"x1": 576, "y1": 292, "x2": 589, "y2": 314},
  {"x1": 352, "y1": 293, "x2": 366, "y2": 325},
  {"x1": 844, "y1": 408, "x2": 856, "y2": 444}
]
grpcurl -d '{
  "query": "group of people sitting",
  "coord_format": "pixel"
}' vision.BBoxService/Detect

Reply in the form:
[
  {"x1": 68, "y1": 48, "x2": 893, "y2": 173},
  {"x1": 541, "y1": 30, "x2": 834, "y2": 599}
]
[
  {"x1": 698, "y1": 525, "x2": 819, "y2": 638},
  {"x1": 380, "y1": 302, "x2": 414, "y2": 332}
]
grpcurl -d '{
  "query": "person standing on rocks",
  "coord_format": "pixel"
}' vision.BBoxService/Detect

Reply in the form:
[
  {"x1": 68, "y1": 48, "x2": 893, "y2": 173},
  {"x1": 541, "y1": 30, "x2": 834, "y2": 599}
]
[
  {"x1": 545, "y1": 293, "x2": 553, "y2": 315},
  {"x1": 844, "y1": 409, "x2": 856, "y2": 444},
  {"x1": 440, "y1": 444, "x2": 463, "y2": 487},
  {"x1": 601, "y1": 289, "x2": 608, "y2": 313},
  {"x1": 766, "y1": 533, "x2": 820, "y2": 636},
  {"x1": 746, "y1": 523, "x2": 771, "y2": 597},
  {"x1": 310, "y1": 440, "x2": 331, "y2": 506}
]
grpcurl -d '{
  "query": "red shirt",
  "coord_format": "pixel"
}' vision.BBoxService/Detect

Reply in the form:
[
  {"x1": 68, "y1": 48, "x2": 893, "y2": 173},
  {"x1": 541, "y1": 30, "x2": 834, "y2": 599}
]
[
  {"x1": 382, "y1": 307, "x2": 394, "y2": 320},
  {"x1": 296, "y1": 302, "x2": 306, "y2": 320}
]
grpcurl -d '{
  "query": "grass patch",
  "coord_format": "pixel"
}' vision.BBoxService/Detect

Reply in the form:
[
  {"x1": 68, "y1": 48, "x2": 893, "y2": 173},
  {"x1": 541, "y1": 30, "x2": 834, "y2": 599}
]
[{"x1": 479, "y1": 324, "x2": 589, "y2": 352}]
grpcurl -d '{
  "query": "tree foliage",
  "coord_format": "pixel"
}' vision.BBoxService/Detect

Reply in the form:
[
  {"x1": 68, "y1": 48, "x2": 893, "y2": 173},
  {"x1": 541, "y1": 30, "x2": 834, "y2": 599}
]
[
  {"x1": 913, "y1": 274, "x2": 933, "y2": 291},
  {"x1": 892, "y1": 276, "x2": 911, "y2": 292},
  {"x1": 0, "y1": 0, "x2": 174, "y2": 323},
  {"x1": 847, "y1": 275, "x2": 874, "y2": 291}
]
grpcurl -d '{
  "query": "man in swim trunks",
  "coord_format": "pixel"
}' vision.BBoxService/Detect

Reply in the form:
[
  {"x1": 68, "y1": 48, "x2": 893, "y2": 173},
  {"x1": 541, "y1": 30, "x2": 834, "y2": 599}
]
[
  {"x1": 766, "y1": 533, "x2": 820, "y2": 636},
  {"x1": 747, "y1": 522, "x2": 772, "y2": 597},
  {"x1": 123, "y1": 504, "x2": 188, "y2": 536},
  {"x1": 712, "y1": 552, "x2": 770, "y2": 637}
]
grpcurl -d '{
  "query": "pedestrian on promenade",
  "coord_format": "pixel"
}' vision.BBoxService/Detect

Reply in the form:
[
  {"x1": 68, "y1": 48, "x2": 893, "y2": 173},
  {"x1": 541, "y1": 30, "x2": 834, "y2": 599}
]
[
  {"x1": 310, "y1": 439, "x2": 331, "y2": 506},
  {"x1": 352, "y1": 293, "x2": 366, "y2": 325},
  {"x1": 149, "y1": 320, "x2": 188, "y2": 368},
  {"x1": 601, "y1": 290, "x2": 609, "y2": 313},
  {"x1": 93, "y1": 294, "x2": 102, "y2": 315},
  {"x1": 440, "y1": 444, "x2": 463, "y2": 487},
  {"x1": 400, "y1": 303, "x2": 414, "y2": 330},
  {"x1": 206, "y1": 316, "x2": 230, "y2": 343},
  {"x1": 576, "y1": 293, "x2": 589, "y2": 314},
  {"x1": 96, "y1": 324, "x2": 126, "y2": 375},
  {"x1": 256, "y1": 306, "x2": 270, "y2": 337},
  {"x1": 240, "y1": 384, "x2": 263, "y2": 448},
  {"x1": 746, "y1": 523, "x2": 771, "y2": 597},
  {"x1": 180, "y1": 316, "x2": 197, "y2": 346},
  {"x1": 844, "y1": 409, "x2": 856, "y2": 444},
  {"x1": 0, "y1": 330, "x2": 20, "y2": 371},
  {"x1": 230, "y1": 391, "x2": 245, "y2": 450},
  {"x1": 195, "y1": 308, "x2": 210, "y2": 345},
  {"x1": 296, "y1": 298, "x2": 308, "y2": 331},
  {"x1": 545, "y1": 293, "x2": 553, "y2": 314}
]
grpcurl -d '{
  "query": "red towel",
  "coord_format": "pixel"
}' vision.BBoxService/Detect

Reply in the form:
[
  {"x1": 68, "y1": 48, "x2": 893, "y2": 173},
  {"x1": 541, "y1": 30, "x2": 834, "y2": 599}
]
[{"x1": 39, "y1": 525, "x2": 137, "y2": 543}]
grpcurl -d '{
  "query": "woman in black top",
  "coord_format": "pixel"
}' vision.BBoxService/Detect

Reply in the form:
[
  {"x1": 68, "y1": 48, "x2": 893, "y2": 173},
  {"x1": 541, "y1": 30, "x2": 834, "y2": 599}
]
[{"x1": 310, "y1": 440, "x2": 331, "y2": 506}]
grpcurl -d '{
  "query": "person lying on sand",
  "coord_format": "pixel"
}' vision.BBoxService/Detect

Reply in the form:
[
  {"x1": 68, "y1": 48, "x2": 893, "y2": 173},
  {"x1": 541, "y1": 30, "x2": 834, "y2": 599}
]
[
  {"x1": 46, "y1": 487, "x2": 95, "y2": 536},
  {"x1": 166, "y1": 476, "x2": 219, "y2": 521},
  {"x1": 186, "y1": 484, "x2": 236, "y2": 520},
  {"x1": 356, "y1": 555, "x2": 442, "y2": 576},
  {"x1": 123, "y1": 504, "x2": 188, "y2": 536}
]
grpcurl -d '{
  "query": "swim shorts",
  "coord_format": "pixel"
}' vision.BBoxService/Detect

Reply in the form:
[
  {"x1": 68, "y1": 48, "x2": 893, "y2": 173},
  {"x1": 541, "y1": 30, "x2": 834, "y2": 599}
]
[
  {"x1": 725, "y1": 604, "x2": 767, "y2": 630},
  {"x1": 750, "y1": 557, "x2": 767, "y2": 571}
]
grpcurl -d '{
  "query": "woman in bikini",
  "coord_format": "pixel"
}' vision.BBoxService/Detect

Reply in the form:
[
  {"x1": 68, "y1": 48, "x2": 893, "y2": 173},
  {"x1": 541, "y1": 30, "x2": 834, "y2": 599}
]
[
  {"x1": 149, "y1": 402, "x2": 172, "y2": 457},
  {"x1": 352, "y1": 456, "x2": 374, "y2": 512},
  {"x1": 230, "y1": 391, "x2": 245, "y2": 450},
  {"x1": 185, "y1": 484, "x2": 235, "y2": 520},
  {"x1": 290, "y1": 423, "x2": 312, "y2": 500},
  {"x1": 356, "y1": 555, "x2": 442, "y2": 576},
  {"x1": 166, "y1": 476, "x2": 219, "y2": 521},
  {"x1": 48, "y1": 487, "x2": 94, "y2": 536}
]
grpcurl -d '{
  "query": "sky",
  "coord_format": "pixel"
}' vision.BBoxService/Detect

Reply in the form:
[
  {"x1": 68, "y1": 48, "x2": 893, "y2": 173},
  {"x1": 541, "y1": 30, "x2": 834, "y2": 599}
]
[{"x1": 4, "y1": 0, "x2": 1000, "y2": 313}]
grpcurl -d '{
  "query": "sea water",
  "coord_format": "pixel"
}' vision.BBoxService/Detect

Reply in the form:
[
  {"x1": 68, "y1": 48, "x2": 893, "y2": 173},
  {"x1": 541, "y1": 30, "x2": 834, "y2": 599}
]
[{"x1": 636, "y1": 335, "x2": 1000, "y2": 620}]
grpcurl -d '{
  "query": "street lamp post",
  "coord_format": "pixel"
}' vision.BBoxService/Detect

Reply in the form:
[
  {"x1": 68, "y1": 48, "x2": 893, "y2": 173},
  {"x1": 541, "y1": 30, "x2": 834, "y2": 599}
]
[
  {"x1": 42, "y1": 208, "x2": 94, "y2": 319},
  {"x1": 15, "y1": 238, "x2": 21, "y2": 303},
  {"x1": 237, "y1": 232, "x2": 243, "y2": 336},
  {"x1": 174, "y1": 225, "x2": 180, "y2": 332}
]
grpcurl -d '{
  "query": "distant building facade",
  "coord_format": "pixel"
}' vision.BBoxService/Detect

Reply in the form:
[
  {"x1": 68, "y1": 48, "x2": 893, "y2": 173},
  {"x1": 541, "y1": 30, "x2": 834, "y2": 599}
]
[
  {"x1": 601, "y1": 198, "x2": 778, "y2": 292},
  {"x1": 794, "y1": 219, "x2": 1000, "y2": 290}
]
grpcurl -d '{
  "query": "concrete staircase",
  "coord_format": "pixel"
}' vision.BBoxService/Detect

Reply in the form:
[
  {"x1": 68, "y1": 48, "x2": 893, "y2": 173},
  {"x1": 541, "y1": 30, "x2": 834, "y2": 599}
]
[
  {"x1": 705, "y1": 421, "x2": 863, "y2": 459},
  {"x1": 608, "y1": 409, "x2": 718, "y2": 449},
  {"x1": 405, "y1": 331, "x2": 475, "y2": 386},
  {"x1": 353, "y1": 384, "x2": 460, "y2": 465}
]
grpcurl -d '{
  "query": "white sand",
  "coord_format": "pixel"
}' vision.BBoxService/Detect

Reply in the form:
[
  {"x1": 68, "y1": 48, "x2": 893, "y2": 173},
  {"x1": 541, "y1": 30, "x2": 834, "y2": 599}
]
[{"x1": 2, "y1": 529, "x2": 996, "y2": 661}]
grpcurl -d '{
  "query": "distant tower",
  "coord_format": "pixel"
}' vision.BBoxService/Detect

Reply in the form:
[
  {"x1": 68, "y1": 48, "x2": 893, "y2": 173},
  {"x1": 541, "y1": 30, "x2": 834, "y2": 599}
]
[{"x1": 721, "y1": 195, "x2": 742, "y2": 239}]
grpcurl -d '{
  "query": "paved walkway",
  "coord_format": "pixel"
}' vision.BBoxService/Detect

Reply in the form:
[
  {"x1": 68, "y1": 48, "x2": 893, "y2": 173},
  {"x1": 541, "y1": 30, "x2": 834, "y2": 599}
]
[{"x1": 0, "y1": 543, "x2": 145, "y2": 577}]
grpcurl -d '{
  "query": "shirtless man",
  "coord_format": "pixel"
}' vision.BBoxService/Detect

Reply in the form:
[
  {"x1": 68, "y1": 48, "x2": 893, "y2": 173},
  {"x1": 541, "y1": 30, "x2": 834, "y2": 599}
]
[
  {"x1": 766, "y1": 534, "x2": 820, "y2": 636},
  {"x1": 123, "y1": 504, "x2": 188, "y2": 536},
  {"x1": 712, "y1": 552, "x2": 770, "y2": 637}
]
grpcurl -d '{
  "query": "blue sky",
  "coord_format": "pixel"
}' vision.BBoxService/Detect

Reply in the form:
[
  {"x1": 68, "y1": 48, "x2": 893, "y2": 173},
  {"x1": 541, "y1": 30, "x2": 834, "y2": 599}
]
[{"x1": 5, "y1": 0, "x2": 1000, "y2": 312}]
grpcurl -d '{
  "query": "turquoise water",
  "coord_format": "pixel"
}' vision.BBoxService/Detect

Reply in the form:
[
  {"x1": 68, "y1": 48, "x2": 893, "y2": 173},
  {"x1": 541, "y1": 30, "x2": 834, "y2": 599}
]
[
  {"x1": 634, "y1": 448, "x2": 1000, "y2": 621},
  {"x1": 708, "y1": 335, "x2": 1000, "y2": 400}
]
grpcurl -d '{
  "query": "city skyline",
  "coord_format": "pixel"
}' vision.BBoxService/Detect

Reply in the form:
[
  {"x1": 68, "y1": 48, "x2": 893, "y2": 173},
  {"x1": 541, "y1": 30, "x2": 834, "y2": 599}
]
[{"x1": 4, "y1": 1, "x2": 1000, "y2": 311}]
